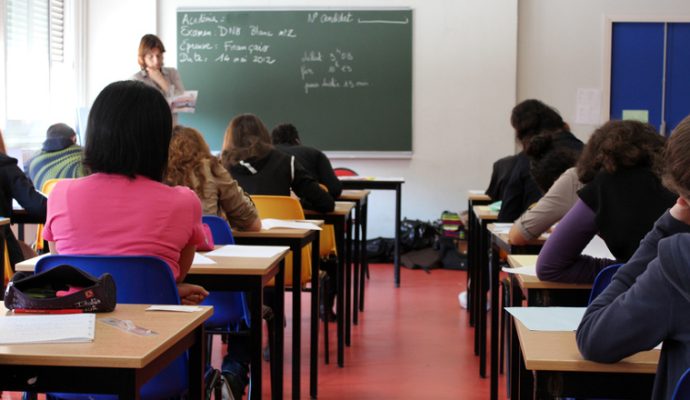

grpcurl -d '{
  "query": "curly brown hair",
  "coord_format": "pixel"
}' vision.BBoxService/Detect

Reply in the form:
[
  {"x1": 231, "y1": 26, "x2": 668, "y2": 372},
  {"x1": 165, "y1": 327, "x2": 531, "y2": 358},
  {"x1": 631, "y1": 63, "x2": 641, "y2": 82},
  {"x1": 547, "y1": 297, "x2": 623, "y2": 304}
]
[
  {"x1": 165, "y1": 125, "x2": 212, "y2": 195},
  {"x1": 663, "y1": 115, "x2": 690, "y2": 199},
  {"x1": 576, "y1": 120, "x2": 665, "y2": 184},
  {"x1": 220, "y1": 114, "x2": 273, "y2": 168}
]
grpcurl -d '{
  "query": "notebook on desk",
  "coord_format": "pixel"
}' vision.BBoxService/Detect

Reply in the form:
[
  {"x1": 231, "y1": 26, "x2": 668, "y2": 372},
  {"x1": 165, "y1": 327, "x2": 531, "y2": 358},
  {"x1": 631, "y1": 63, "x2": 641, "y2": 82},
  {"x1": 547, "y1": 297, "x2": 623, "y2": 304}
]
[{"x1": 0, "y1": 313, "x2": 95, "y2": 344}]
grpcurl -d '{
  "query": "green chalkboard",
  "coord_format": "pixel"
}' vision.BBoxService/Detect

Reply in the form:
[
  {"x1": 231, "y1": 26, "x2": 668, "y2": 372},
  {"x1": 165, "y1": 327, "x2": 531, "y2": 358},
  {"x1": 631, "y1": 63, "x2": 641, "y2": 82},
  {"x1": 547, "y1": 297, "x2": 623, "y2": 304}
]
[{"x1": 176, "y1": 9, "x2": 412, "y2": 153}]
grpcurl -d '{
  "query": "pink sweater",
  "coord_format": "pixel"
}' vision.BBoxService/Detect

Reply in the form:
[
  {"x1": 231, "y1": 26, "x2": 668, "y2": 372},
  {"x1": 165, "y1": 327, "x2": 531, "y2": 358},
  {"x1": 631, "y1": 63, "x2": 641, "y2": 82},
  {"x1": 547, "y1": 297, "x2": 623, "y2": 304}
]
[{"x1": 44, "y1": 173, "x2": 205, "y2": 280}]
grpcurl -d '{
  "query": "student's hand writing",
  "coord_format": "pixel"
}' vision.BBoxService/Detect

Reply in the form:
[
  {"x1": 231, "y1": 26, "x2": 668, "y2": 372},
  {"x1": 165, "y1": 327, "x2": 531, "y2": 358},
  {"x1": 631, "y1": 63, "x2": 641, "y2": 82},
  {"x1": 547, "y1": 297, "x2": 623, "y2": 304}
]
[
  {"x1": 670, "y1": 197, "x2": 690, "y2": 226},
  {"x1": 176, "y1": 283, "x2": 209, "y2": 305}
]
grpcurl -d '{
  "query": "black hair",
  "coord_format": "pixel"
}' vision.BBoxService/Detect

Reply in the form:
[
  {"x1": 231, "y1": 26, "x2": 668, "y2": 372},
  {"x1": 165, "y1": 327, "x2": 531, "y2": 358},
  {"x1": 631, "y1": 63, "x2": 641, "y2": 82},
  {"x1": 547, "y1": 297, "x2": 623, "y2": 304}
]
[
  {"x1": 271, "y1": 123, "x2": 301, "y2": 145},
  {"x1": 511, "y1": 99, "x2": 565, "y2": 145},
  {"x1": 83, "y1": 80, "x2": 172, "y2": 181},
  {"x1": 526, "y1": 131, "x2": 580, "y2": 193}
]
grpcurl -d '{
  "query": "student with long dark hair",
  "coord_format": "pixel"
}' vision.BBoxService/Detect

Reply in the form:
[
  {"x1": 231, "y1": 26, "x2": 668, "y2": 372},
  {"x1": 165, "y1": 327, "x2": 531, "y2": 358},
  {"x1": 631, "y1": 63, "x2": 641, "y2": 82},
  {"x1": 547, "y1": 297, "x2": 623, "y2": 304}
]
[{"x1": 43, "y1": 80, "x2": 208, "y2": 304}]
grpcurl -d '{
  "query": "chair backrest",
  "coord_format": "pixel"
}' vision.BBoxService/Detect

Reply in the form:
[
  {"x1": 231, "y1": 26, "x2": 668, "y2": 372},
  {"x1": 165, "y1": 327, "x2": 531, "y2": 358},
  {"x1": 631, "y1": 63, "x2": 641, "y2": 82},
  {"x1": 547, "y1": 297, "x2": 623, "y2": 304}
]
[
  {"x1": 34, "y1": 254, "x2": 187, "y2": 399},
  {"x1": 202, "y1": 215, "x2": 235, "y2": 245},
  {"x1": 251, "y1": 195, "x2": 311, "y2": 286},
  {"x1": 673, "y1": 368, "x2": 690, "y2": 399},
  {"x1": 334, "y1": 167, "x2": 358, "y2": 177},
  {"x1": 251, "y1": 195, "x2": 305, "y2": 219},
  {"x1": 41, "y1": 178, "x2": 62, "y2": 195},
  {"x1": 35, "y1": 255, "x2": 180, "y2": 304},
  {"x1": 588, "y1": 263, "x2": 623, "y2": 305},
  {"x1": 35, "y1": 178, "x2": 64, "y2": 253}
]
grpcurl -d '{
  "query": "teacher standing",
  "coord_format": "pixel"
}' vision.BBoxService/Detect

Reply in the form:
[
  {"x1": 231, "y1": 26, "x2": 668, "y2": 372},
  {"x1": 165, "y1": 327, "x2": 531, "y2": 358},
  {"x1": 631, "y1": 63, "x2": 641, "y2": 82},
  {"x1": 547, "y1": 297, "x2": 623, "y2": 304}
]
[{"x1": 131, "y1": 34, "x2": 185, "y2": 122}]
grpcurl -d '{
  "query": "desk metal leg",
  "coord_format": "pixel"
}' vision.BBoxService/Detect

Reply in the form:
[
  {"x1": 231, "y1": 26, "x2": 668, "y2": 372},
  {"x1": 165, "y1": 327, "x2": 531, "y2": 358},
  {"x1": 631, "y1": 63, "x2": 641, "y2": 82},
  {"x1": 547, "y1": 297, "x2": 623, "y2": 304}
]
[
  {"x1": 490, "y1": 243, "x2": 500, "y2": 400},
  {"x1": 359, "y1": 201, "x2": 368, "y2": 311},
  {"x1": 478, "y1": 223, "x2": 489, "y2": 378},
  {"x1": 352, "y1": 201, "x2": 361, "y2": 325},
  {"x1": 394, "y1": 184, "x2": 402, "y2": 287},
  {"x1": 249, "y1": 282, "x2": 264, "y2": 400},
  {"x1": 309, "y1": 235, "x2": 320, "y2": 399},
  {"x1": 192, "y1": 326, "x2": 205, "y2": 400},
  {"x1": 274, "y1": 261, "x2": 285, "y2": 400},
  {"x1": 345, "y1": 217, "x2": 353, "y2": 346},
  {"x1": 335, "y1": 221, "x2": 345, "y2": 367},
  {"x1": 291, "y1": 245, "x2": 303, "y2": 399}
]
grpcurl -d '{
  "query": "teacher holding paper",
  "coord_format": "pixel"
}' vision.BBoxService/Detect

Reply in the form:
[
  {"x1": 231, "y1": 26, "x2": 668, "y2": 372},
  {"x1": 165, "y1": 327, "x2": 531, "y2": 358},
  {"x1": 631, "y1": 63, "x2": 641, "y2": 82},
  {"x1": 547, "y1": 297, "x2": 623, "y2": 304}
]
[{"x1": 131, "y1": 34, "x2": 185, "y2": 122}]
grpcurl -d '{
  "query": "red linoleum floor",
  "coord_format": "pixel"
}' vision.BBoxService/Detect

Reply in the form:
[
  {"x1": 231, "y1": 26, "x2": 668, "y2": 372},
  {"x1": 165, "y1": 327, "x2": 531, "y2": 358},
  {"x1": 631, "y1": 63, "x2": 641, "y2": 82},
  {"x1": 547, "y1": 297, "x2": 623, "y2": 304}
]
[{"x1": 2, "y1": 263, "x2": 504, "y2": 399}]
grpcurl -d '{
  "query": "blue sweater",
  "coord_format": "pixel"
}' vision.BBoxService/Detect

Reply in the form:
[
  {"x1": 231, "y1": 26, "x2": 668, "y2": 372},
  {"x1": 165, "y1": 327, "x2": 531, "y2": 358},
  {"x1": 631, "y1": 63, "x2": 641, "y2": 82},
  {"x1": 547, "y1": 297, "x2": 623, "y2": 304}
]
[{"x1": 577, "y1": 211, "x2": 690, "y2": 400}]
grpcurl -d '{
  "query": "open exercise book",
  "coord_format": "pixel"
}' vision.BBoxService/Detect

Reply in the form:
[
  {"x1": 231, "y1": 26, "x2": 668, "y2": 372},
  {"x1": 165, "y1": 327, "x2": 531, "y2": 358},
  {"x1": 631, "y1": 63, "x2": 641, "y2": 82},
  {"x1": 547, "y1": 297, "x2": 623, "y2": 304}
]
[{"x1": 0, "y1": 313, "x2": 95, "y2": 344}]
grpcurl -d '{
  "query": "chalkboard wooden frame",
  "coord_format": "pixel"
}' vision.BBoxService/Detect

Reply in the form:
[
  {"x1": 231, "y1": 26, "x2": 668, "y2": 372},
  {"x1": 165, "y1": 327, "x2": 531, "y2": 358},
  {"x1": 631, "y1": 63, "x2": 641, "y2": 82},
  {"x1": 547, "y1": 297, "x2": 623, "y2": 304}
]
[{"x1": 176, "y1": 8, "x2": 413, "y2": 155}]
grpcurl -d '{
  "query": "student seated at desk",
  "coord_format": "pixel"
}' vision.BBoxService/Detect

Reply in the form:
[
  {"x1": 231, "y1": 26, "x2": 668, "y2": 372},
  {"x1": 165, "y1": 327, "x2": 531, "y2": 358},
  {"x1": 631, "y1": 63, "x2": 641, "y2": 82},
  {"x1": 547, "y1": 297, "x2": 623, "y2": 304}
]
[
  {"x1": 508, "y1": 131, "x2": 582, "y2": 245},
  {"x1": 43, "y1": 80, "x2": 208, "y2": 305},
  {"x1": 165, "y1": 125, "x2": 261, "y2": 231},
  {"x1": 536, "y1": 120, "x2": 675, "y2": 283},
  {"x1": 0, "y1": 129, "x2": 46, "y2": 278},
  {"x1": 271, "y1": 122, "x2": 342, "y2": 198},
  {"x1": 221, "y1": 113, "x2": 335, "y2": 213},
  {"x1": 497, "y1": 99, "x2": 583, "y2": 222},
  {"x1": 576, "y1": 114, "x2": 690, "y2": 400}
]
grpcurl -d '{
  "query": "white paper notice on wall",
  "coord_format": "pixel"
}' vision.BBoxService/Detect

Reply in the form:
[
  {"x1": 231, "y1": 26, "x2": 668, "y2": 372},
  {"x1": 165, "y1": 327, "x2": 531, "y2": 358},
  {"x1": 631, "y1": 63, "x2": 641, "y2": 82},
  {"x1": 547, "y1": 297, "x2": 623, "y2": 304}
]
[{"x1": 575, "y1": 88, "x2": 602, "y2": 125}]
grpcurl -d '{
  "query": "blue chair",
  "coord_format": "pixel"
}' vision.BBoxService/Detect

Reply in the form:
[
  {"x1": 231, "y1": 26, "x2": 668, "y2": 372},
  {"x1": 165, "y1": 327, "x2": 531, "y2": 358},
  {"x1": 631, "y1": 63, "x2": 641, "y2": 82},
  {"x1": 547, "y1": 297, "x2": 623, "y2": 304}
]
[
  {"x1": 202, "y1": 215, "x2": 236, "y2": 246},
  {"x1": 672, "y1": 367, "x2": 690, "y2": 399},
  {"x1": 201, "y1": 215, "x2": 250, "y2": 332},
  {"x1": 200, "y1": 215, "x2": 278, "y2": 394},
  {"x1": 34, "y1": 255, "x2": 187, "y2": 400},
  {"x1": 588, "y1": 263, "x2": 623, "y2": 305}
]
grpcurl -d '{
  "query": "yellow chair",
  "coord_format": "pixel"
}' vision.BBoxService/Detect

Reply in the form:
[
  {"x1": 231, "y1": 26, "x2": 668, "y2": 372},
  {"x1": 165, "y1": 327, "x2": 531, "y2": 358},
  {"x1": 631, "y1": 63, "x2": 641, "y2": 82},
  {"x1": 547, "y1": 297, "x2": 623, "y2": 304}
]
[
  {"x1": 35, "y1": 178, "x2": 63, "y2": 253},
  {"x1": 251, "y1": 195, "x2": 312, "y2": 288}
]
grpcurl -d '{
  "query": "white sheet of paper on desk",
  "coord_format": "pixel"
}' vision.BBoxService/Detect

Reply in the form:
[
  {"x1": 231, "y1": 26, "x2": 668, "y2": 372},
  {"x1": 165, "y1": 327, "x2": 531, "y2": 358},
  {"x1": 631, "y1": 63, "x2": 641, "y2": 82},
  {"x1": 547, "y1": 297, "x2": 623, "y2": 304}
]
[
  {"x1": 468, "y1": 189, "x2": 486, "y2": 195},
  {"x1": 505, "y1": 307, "x2": 586, "y2": 331},
  {"x1": 206, "y1": 244, "x2": 288, "y2": 258},
  {"x1": 193, "y1": 253, "x2": 216, "y2": 265},
  {"x1": 146, "y1": 305, "x2": 203, "y2": 312},
  {"x1": 503, "y1": 264, "x2": 538, "y2": 276},
  {"x1": 261, "y1": 218, "x2": 322, "y2": 231},
  {"x1": 0, "y1": 313, "x2": 95, "y2": 344},
  {"x1": 491, "y1": 223, "x2": 513, "y2": 234}
]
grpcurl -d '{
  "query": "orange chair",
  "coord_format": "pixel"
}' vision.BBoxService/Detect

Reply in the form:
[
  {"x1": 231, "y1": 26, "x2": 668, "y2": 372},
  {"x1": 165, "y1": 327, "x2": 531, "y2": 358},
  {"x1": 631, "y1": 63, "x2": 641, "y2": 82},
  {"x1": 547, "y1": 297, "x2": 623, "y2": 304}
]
[
  {"x1": 34, "y1": 178, "x2": 63, "y2": 253},
  {"x1": 251, "y1": 195, "x2": 312, "y2": 288}
]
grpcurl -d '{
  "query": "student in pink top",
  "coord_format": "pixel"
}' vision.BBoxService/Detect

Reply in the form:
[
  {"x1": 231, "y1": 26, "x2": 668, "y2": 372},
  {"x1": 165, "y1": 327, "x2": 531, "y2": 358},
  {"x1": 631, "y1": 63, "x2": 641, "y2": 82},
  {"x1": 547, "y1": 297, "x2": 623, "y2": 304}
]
[{"x1": 43, "y1": 80, "x2": 208, "y2": 304}]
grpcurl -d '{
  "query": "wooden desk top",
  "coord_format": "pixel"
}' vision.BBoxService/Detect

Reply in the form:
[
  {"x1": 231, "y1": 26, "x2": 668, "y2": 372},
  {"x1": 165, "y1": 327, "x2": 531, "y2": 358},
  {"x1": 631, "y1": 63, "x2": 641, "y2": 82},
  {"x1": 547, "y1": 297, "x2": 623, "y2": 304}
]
[
  {"x1": 468, "y1": 191, "x2": 491, "y2": 202},
  {"x1": 338, "y1": 176, "x2": 404, "y2": 183},
  {"x1": 507, "y1": 255, "x2": 591, "y2": 290},
  {"x1": 0, "y1": 304, "x2": 212, "y2": 369},
  {"x1": 0, "y1": 217, "x2": 10, "y2": 226},
  {"x1": 15, "y1": 250, "x2": 289, "y2": 277},
  {"x1": 473, "y1": 205, "x2": 498, "y2": 221},
  {"x1": 515, "y1": 319, "x2": 659, "y2": 373},
  {"x1": 305, "y1": 201, "x2": 355, "y2": 217},
  {"x1": 338, "y1": 190, "x2": 371, "y2": 201},
  {"x1": 191, "y1": 249, "x2": 288, "y2": 276},
  {"x1": 233, "y1": 227, "x2": 317, "y2": 240},
  {"x1": 487, "y1": 224, "x2": 546, "y2": 247}
]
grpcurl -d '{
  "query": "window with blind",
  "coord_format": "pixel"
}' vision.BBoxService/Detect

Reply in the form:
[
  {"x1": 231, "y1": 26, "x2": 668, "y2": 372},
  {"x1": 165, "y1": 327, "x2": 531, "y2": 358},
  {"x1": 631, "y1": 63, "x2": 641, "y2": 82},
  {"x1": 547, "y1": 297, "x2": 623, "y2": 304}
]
[{"x1": 1, "y1": 0, "x2": 79, "y2": 150}]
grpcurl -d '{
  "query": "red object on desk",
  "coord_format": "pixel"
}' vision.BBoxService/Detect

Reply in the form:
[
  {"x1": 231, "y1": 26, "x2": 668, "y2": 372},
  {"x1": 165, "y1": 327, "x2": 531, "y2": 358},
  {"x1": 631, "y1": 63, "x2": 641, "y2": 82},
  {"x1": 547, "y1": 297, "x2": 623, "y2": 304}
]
[{"x1": 13, "y1": 308, "x2": 84, "y2": 314}]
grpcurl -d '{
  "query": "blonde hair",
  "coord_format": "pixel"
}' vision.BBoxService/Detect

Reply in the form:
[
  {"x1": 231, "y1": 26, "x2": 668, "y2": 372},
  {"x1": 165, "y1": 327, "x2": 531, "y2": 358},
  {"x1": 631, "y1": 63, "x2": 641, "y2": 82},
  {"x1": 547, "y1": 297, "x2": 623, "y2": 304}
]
[{"x1": 165, "y1": 125, "x2": 212, "y2": 195}]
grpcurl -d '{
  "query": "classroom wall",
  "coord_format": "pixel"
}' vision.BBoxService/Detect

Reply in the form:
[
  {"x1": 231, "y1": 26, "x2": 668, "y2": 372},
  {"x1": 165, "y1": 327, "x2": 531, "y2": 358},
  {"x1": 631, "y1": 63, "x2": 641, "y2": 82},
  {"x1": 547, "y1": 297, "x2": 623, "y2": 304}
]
[
  {"x1": 86, "y1": 0, "x2": 157, "y2": 101},
  {"x1": 86, "y1": 1, "x2": 518, "y2": 238},
  {"x1": 517, "y1": 0, "x2": 690, "y2": 142}
]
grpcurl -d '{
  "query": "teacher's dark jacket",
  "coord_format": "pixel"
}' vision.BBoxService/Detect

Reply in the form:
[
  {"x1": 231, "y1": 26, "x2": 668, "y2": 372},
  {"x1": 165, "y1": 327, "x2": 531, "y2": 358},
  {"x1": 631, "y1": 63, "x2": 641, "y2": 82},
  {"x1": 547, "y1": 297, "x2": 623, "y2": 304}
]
[
  {"x1": 228, "y1": 149, "x2": 335, "y2": 213},
  {"x1": 0, "y1": 154, "x2": 47, "y2": 267}
]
